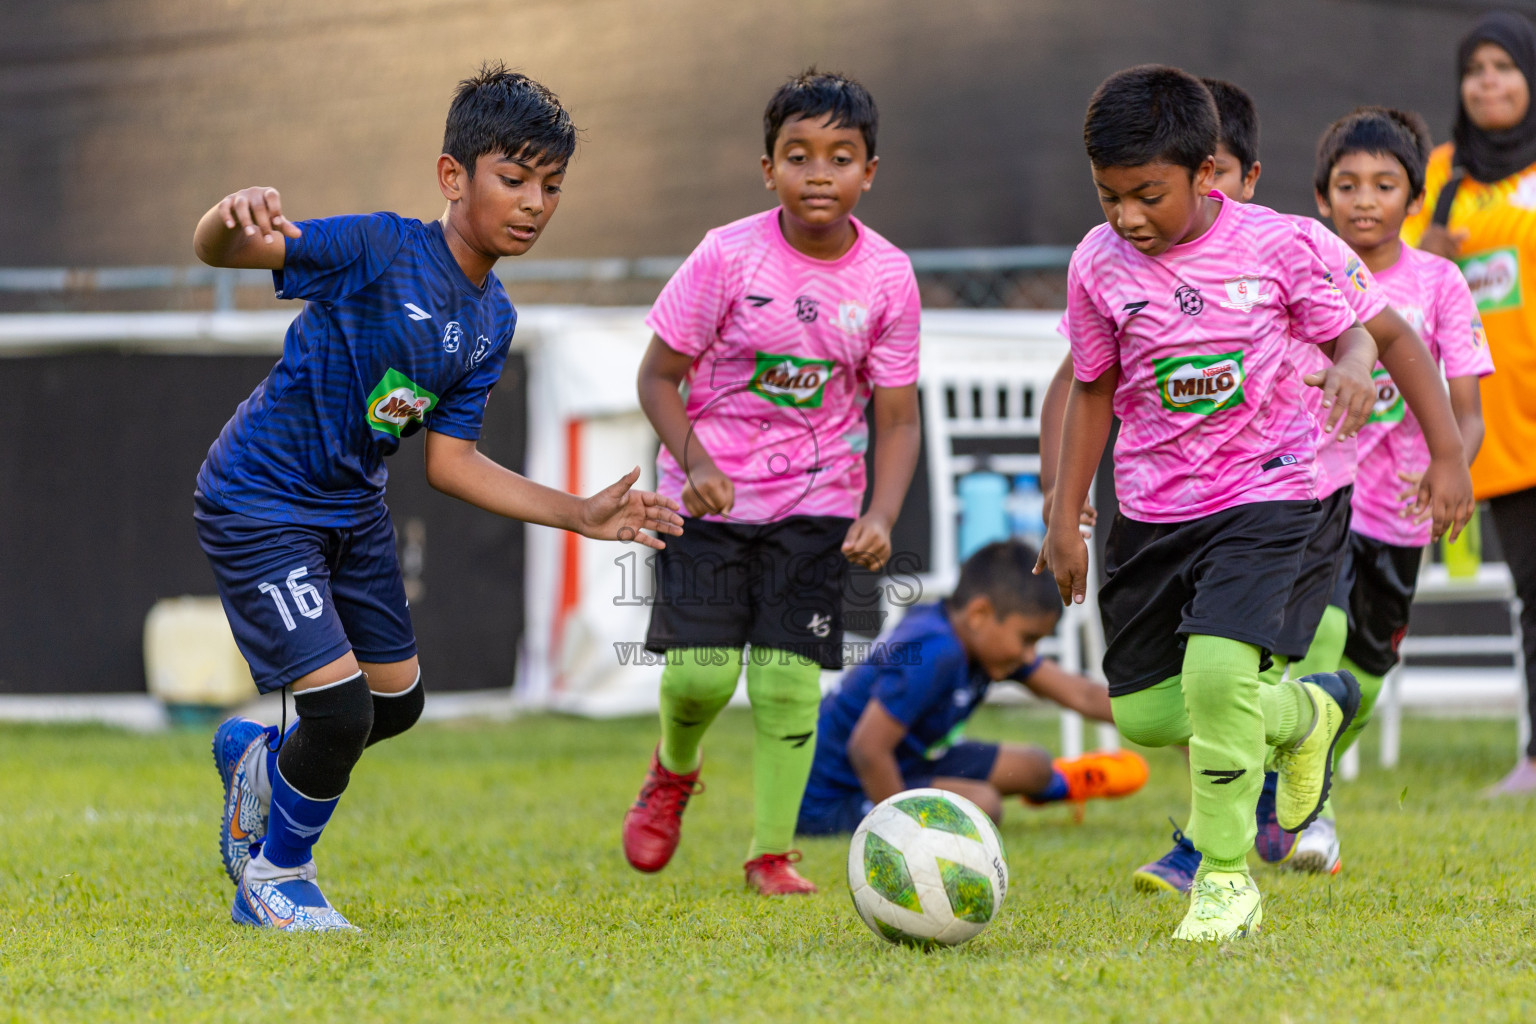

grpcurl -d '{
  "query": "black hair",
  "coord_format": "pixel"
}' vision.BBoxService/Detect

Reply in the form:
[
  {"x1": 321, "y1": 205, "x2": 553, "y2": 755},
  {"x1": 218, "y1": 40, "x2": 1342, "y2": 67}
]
[
  {"x1": 1084, "y1": 64, "x2": 1219, "y2": 175},
  {"x1": 948, "y1": 540, "x2": 1063, "y2": 620},
  {"x1": 443, "y1": 60, "x2": 578, "y2": 176},
  {"x1": 763, "y1": 68, "x2": 878, "y2": 158},
  {"x1": 1202, "y1": 77, "x2": 1261, "y2": 174},
  {"x1": 1313, "y1": 106, "x2": 1433, "y2": 199}
]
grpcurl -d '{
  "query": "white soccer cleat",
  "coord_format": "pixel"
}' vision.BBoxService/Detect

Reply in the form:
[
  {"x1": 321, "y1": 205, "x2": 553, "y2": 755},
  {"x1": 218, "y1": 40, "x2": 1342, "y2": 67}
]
[{"x1": 1286, "y1": 816, "x2": 1342, "y2": 875}]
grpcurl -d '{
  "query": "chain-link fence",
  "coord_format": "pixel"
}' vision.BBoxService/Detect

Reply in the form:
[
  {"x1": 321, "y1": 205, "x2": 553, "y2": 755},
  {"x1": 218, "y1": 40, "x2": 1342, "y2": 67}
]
[{"x1": 0, "y1": 246, "x2": 1072, "y2": 313}]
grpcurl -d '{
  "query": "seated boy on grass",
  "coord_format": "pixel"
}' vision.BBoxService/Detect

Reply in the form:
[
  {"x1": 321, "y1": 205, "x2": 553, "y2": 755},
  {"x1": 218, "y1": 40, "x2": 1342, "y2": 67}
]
[{"x1": 797, "y1": 539, "x2": 1146, "y2": 835}]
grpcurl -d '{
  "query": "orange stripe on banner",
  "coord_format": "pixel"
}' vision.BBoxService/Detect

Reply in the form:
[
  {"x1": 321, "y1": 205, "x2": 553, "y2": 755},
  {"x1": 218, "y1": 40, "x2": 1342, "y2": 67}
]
[{"x1": 554, "y1": 419, "x2": 583, "y2": 673}]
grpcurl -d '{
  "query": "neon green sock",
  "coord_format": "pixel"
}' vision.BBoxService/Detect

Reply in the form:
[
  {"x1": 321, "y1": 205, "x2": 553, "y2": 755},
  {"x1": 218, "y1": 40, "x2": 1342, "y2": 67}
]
[
  {"x1": 1181, "y1": 635, "x2": 1265, "y2": 871},
  {"x1": 1260, "y1": 678, "x2": 1312, "y2": 748},
  {"x1": 1258, "y1": 654, "x2": 1290, "y2": 688},
  {"x1": 745, "y1": 648, "x2": 822, "y2": 860},
  {"x1": 657, "y1": 648, "x2": 741, "y2": 774},
  {"x1": 1292, "y1": 604, "x2": 1349, "y2": 679},
  {"x1": 1110, "y1": 675, "x2": 1190, "y2": 748}
]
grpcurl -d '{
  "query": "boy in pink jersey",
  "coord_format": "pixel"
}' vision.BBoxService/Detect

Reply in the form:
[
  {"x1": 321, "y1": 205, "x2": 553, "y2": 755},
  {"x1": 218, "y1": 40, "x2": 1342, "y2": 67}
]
[
  {"x1": 1299, "y1": 106, "x2": 1492, "y2": 872},
  {"x1": 1041, "y1": 65, "x2": 1475, "y2": 941},
  {"x1": 621, "y1": 70, "x2": 922, "y2": 895}
]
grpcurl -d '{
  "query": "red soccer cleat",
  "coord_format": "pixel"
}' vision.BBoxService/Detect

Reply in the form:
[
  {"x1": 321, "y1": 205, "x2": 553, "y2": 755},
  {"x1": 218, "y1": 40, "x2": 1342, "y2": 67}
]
[
  {"x1": 622, "y1": 747, "x2": 703, "y2": 873},
  {"x1": 744, "y1": 851, "x2": 818, "y2": 895}
]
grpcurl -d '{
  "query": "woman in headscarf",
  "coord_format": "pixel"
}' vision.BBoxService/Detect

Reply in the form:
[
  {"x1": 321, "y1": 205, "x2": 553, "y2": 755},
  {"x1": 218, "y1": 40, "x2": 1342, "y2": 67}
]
[{"x1": 1406, "y1": 9, "x2": 1536, "y2": 794}]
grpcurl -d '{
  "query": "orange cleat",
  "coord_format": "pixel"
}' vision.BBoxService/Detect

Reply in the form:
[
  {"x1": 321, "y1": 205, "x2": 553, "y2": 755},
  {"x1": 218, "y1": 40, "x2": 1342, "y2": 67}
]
[
  {"x1": 1026, "y1": 748, "x2": 1149, "y2": 819},
  {"x1": 621, "y1": 747, "x2": 703, "y2": 873},
  {"x1": 744, "y1": 851, "x2": 818, "y2": 895}
]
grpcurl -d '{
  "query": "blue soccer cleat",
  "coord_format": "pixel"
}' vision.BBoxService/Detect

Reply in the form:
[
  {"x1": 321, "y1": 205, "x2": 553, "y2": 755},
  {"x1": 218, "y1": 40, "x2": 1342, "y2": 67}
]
[
  {"x1": 1132, "y1": 822, "x2": 1202, "y2": 894},
  {"x1": 214, "y1": 717, "x2": 274, "y2": 885},
  {"x1": 1253, "y1": 771, "x2": 1296, "y2": 865},
  {"x1": 233, "y1": 863, "x2": 357, "y2": 932}
]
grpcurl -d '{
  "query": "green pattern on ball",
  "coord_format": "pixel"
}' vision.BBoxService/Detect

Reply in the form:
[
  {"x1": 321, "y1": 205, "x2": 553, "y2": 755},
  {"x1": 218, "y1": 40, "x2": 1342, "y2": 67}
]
[
  {"x1": 876, "y1": 918, "x2": 936, "y2": 947},
  {"x1": 937, "y1": 857, "x2": 994, "y2": 923},
  {"x1": 863, "y1": 832, "x2": 922, "y2": 912},
  {"x1": 892, "y1": 795, "x2": 981, "y2": 840}
]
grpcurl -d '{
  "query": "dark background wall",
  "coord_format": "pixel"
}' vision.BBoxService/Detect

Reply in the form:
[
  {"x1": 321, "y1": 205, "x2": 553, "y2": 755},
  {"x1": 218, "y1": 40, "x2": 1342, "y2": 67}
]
[
  {"x1": 2, "y1": 0, "x2": 1531, "y2": 266},
  {"x1": 0, "y1": 350, "x2": 527, "y2": 693}
]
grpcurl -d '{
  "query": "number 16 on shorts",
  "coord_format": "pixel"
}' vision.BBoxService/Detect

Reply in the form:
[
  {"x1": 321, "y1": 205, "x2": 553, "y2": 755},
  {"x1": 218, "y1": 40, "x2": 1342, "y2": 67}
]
[{"x1": 258, "y1": 567, "x2": 325, "y2": 631}]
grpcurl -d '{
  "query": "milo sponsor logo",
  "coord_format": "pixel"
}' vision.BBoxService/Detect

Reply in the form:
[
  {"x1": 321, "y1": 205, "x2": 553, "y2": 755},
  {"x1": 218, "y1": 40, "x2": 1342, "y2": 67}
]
[
  {"x1": 1367, "y1": 367, "x2": 1405, "y2": 425},
  {"x1": 1459, "y1": 247, "x2": 1522, "y2": 313},
  {"x1": 1154, "y1": 351, "x2": 1246, "y2": 415},
  {"x1": 366, "y1": 368, "x2": 438, "y2": 437},
  {"x1": 748, "y1": 351, "x2": 835, "y2": 408}
]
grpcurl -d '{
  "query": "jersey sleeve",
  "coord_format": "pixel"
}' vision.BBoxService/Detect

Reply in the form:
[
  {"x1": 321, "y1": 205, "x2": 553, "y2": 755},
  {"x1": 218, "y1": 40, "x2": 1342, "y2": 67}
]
[
  {"x1": 274, "y1": 212, "x2": 410, "y2": 304},
  {"x1": 1278, "y1": 226, "x2": 1358, "y2": 346},
  {"x1": 644, "y1": 231, "x2": 732, "y2": 357},
  {"x1": 427, "y1": 313, "x2": 516, "y2": 441},
  {"x1": 1006, "y1": 655, "x2": 1045, "y2": 684},
  {"x1": 1065, "y1": 254, "x2": 1119, "y2": 381},
  {"x1": 865, "y1": 260, "x2": 922, "y2": 388},
  {"x1": 1299, "y1": 225, "x2": 1390, "y2": 324},
  {"x1": 1433, "y1": 262, "x2": 1497, "y2": 379}
]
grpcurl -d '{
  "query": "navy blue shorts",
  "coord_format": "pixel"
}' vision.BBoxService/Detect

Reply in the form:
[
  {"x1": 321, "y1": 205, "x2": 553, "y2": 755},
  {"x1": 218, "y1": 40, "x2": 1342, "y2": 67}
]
[
  {"x1": 194, "y1": 493, "x2": 416, "y2": 692},
  {"x1": 796, "y1": 741, "x2": 1000, "y2": 836}
]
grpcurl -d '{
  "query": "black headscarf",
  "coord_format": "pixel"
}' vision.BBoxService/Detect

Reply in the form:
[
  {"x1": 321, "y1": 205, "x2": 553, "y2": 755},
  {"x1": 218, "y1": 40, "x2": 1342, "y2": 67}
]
[{"x1": 1453, "y1": 10, "x2": 1536, "y2": 183}]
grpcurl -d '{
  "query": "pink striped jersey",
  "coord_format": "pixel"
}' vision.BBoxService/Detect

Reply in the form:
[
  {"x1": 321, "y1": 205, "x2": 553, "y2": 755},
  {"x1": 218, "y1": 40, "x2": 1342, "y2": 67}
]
[
  {"x1": 1350, "y1": 243, "x2": 1493, "y2": 547},
  {"x1": 1287, "y1": 215, "x2": 1390, "y2": 499},
  {"x1": 645, "y1": 209, "x2": 921, "y2": 523},
  {"x1": 1066, "y1": 193, "x2": 1359, "y2": 522}
]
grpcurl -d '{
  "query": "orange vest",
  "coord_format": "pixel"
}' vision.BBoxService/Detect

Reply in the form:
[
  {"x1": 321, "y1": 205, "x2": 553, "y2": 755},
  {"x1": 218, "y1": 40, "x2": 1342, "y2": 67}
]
[{"x1": 1404, "y1": 143, "x2": 1536, "y2": 500}]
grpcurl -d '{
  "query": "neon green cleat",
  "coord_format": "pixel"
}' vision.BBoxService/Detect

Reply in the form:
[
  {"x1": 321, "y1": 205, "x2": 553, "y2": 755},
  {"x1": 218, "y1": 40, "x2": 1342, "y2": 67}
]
[
  {"x1": 1172, "y1": 867, "x2": 1262, "y2": 941},
  {"x1": 1270, "y1": 671, "x2": 1360, "y2": 834}
]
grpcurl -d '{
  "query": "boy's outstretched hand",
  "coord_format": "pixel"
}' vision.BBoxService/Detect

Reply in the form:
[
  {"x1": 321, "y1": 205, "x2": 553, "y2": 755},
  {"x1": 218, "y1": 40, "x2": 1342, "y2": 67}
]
[
  {"x1": 218, "y1": 187, "x2": 303, "y2": 245},
  {"x1": 1034, "y1": 522, "x2": 1088, "y2": 607},
  {"x1": 579, "y1": 467, "x2": 684, "y2": 551},
  {"x1": 1303, "y1": 361, "x2": 1376, "y2": 439},
  {"x1": 842, "y1": 513, "x2": 893, "y2": 572},
  {"x1": 1398, "y1": 462, "x2": 1476, "y2": 542}
]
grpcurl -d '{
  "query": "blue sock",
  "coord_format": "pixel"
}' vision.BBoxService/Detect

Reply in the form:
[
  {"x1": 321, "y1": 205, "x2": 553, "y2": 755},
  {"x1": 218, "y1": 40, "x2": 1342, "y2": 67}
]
[
  {"x1": 1034, "y1": 769, "x2": 1070, "y2": 803},
  {"x1": 262, "y1": 764, "x2": 339, "y2": 869}
]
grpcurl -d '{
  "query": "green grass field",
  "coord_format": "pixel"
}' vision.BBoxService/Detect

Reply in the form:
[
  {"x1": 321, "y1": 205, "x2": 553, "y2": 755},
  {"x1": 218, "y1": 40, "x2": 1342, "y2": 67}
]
[{"x1": 1, "y1": 707, "x2": 1533, "y2": 1023}]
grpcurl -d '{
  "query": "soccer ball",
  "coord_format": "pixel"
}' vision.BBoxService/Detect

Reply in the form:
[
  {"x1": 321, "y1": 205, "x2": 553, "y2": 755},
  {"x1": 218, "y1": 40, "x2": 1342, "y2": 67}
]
[{"x1": 846, "y1": 788, "x2": 1009, "y2": 947}]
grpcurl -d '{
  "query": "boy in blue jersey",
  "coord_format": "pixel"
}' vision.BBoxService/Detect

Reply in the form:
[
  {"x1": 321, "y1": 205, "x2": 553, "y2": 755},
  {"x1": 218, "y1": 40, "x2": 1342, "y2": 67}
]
[
  {"x1": 195, "y1": 63, "x2": 683, "y2": 932},
  {"x1": 797, "y1": 540, "x2": 1147, "y2": 836}
]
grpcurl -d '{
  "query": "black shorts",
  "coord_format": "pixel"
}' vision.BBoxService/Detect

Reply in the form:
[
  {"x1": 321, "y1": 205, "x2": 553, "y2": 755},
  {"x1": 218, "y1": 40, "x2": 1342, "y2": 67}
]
[
  {"x1": 796, "y1": 741, "x2": 1001, "y2": 837},
  {"x1": 1272, "y1": 486, "x2": 1355, "y2": 660},
  {"x1": 645, "y1": 514, "x2": 853, "y2": 669},
  {"x1": 1099, "y1": 500, "x2": 1319, "y2": 697},
  {"x1": 1330, "y1": 530, "x2": 1423, "y2": 677}
]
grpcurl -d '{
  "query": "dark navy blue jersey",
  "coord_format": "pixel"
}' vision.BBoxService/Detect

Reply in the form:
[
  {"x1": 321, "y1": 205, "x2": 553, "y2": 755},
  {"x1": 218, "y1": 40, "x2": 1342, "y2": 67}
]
[
  {"x1": 803, "y1": 603, "x2": 1042, "y2": 803},
  {"x1": 197, "y1": 213, "x2": 516, "y2": 526}
]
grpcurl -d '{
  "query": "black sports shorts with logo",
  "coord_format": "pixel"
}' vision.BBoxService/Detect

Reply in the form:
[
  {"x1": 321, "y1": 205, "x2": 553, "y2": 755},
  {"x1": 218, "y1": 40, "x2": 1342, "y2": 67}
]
[
  {"x1": 1329, "y1": 529, "x2": 1423, "y2": 677},
  {"x1": 1272, "y1": 485, "x2": 1355, "y2": 660},
  {"x1": 645, "y1": 514, "x2": 854, "y2": 669},
  {"x1": 1098, "y1": 500, "x2": 1320, "y2": 697}
]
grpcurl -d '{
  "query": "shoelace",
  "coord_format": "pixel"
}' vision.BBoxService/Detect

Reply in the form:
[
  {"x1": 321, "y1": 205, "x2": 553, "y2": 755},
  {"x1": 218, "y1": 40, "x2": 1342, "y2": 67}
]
[
  {"x1": 638, "y1": 775, "x2": 705, "y2": 819},
  {"x1": 749, "y1": 850, "x2": 803, "y2": 869},
  {"x1": 1164, "y1": 821, "x2": 1201, "y2": 874},
  {"x1": 1190, "y1": 877, "x2": 1249, "y2": 921}
]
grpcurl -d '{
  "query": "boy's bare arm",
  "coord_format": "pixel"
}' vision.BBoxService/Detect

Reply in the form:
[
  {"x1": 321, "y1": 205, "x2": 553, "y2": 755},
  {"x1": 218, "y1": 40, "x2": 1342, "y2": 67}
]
[
  {"x1": 842, "y1": 383, "x2": 920, "y2": 572},
  {"x1": 194, "y1": 186, "x2": 302, "y2": 270},
  {"x1": 1448, "y1": 376, "x2": 1485, "y2": 465},
  {"x1": 1021, "y1": 660, "x2": 1113, "y2": 722},
  {"x1": 423, "y1": 431, "x2": 683, "y2": 550},
  {"x1": 636, "y1": 334, "x2": 733, "y2": 517},
  {"x1": 847, "y1": 698, "x2": 911, "y2": 805},
  {"x1": 1039, "y1": 354, "x2": 1099, "y2": 534},
  {"x1": 1036, "y1": 367, "x2": 1117, "y2": 606},
  {"x1": 1368, "y1": 311, "x2": 1476, "y2": 540},
  {"x1": 1303, "y1": 322, "x2": 1377, "y2": 438}
]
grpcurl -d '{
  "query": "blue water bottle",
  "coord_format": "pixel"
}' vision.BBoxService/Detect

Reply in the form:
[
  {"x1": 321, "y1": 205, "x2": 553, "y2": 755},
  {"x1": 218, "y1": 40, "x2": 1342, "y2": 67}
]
[
  {"x1": 958, "y1": 469, "x2": 1010, "y2": 561},
  {"x1": 1008, "y1": 474, "x2": 1046, "y2": 549}
]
